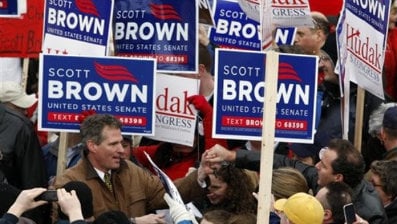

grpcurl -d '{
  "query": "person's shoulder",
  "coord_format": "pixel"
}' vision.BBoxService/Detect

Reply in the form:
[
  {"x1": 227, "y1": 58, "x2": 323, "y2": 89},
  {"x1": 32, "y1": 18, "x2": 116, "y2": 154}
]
[
  {"x1": 55, "y1": 160, "x2": 87, "y2": 186},
  {"x1": 123, "y1": 159, "x2": 149, "y2": 174},
  {"x1": 355, "y1": 180, "x2": 384, "y2": 208},
  {"x1": 2, "y1": 105, "x2": 31, "y2": 126},
  {"x1": 384, "y1": 148, "x2": 397, "y2": 160}
]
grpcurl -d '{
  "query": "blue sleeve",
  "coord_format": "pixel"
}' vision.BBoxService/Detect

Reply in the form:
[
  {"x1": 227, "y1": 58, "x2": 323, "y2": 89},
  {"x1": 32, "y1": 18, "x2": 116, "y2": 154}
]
[
  {"x1": 177, "y1": 221, "x2": 193, "y2": 224},
  {"x1": 0, "y1": 213, "x2": 19, "y2": 224},
  {"x1": 269, "y1": 211, "x2": 281, "y2": 224}
]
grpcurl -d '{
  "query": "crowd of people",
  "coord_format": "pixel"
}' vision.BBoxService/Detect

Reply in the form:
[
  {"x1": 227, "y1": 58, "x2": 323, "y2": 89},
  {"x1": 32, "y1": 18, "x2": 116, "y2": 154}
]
[{"x1": 2, "y1": 1, "x2": 397, "y2": 224}]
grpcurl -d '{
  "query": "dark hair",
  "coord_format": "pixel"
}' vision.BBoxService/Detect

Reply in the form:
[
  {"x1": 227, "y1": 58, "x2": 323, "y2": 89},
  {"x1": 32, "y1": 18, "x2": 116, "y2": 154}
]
[
  {"x1": 275, "y1": 44, "x2": 305, "y2": 54},
  {"x1": 324, "y1": 182, "x2": 353, "y2": 224},
  {"x1": 371, "y1": 160, "x2": 397, "y2": 200},
  {"x1": 93, "y1": 210, "x2": 130, "y2": 224},
  {"x1": 227, "y1": 213, "x2": 257, "y2": 224},
  {"x1": 153, "y1": 133, "x2": 204, "y2": 169},
  {"x1": 328, "y1": 139, "x2": 365, "y2": 188},
  {"x1": 59, "y1": 181, "x2": 93, "y2": 219},
  {"x1": 80, "y1": 114, "x2": 122, "y2": 151},
  {"x1": 199, "y1": 43, "x2": 212, "y2": 72},
  {"x1": 209, "y1": 165, "x2": 257, "y2": 214}
]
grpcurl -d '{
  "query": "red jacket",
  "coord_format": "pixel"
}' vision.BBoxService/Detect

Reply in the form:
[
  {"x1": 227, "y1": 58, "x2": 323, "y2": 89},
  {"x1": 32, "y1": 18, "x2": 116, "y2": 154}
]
[
  {"x1": 133, "y1": 144, "x2": 198, "y2": 180},
  {"x1": 384, "y1": 28, "x2": 397, "y2": 100},
  {"x1": 309, "y1": 0, "x2": 343, "y2": 16}
]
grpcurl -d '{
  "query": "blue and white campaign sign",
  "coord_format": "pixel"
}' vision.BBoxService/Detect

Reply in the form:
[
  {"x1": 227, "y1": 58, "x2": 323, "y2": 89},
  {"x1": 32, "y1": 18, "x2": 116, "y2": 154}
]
[
  {"x1": 274, "y1": 27, "x2": 296, "y2": 46},
  {"x1": 209, "y1": 0, "x2": 260, "y2": 50},
  {"x1": 38, "y1": 54, "x2": 156, "y2": 135},
  {"x1": 213, "y1": 49, "x2": 318, "y2": 143},
  {"x1": 42, "y1": 0, "x2": 113, "y2": 56},
  {"x1": 336, "y1": 0, "x2": 390, "y2": 99},
  {"x1": 113, "y1": 0, "x2": 198, "y2": 74}
]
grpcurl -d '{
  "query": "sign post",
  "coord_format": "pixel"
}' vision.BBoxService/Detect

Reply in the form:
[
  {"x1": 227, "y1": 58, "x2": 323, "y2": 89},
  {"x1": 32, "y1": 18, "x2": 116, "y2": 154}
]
[{"x1": 256, "y1": 51, "x2": 278, "y2": 224}]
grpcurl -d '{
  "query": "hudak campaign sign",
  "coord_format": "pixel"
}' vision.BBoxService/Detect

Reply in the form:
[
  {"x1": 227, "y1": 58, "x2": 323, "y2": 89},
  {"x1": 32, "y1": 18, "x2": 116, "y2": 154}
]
[
  {"x1": 336, "y1": 0, "x2": 390, "y2": 99},
  {"x1": 147, "y1": 74, "x2": 199, "y2": 146}
]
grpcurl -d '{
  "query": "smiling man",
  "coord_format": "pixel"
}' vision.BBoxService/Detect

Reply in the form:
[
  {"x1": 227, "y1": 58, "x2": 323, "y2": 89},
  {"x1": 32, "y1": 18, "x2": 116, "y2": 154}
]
[{"x1": 54, "y1": 114, "x2": 204, "y2": 224}]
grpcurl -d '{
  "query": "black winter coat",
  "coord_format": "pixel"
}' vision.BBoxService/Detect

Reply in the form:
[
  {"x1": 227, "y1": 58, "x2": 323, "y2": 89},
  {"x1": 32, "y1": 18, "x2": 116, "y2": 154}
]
[{"x1": 0, "y1": 104, "x2": 47, "y2": 189}]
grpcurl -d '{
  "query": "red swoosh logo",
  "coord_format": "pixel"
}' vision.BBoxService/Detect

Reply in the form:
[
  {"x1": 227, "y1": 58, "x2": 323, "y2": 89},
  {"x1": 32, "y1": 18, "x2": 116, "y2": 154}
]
[
  {"x1": 150, "y1": 3, "x2": 181, "y2": 21},
  {"x1": 76, "y1": 0, "x2": 99, "y2": 17},
  {"x1": 278, "y1": 62, "x2": 302, "y2": 82},
  {"x1": 94, "y1": 62, "x2": 138, "y2": 83}
]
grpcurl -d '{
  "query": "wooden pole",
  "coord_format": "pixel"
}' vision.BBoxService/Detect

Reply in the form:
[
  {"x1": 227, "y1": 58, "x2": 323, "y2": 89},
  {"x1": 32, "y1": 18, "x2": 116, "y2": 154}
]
[
  {"x1": 56, "y1": 132, "x2": 69, "y2": 176},
  {"x1": 256, "y1": 51, "x2": 279, "y2": 224},
  {"x1": 354, "y1": 87, "x2": 365, "y2": 152},
  {"x1": 21, "y1": 58, "x2": 29, "y2": 91}
]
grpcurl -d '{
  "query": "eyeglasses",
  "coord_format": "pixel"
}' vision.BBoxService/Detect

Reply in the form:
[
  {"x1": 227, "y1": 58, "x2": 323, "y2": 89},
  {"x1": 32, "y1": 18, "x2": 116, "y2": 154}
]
[{"x1": 319, "y1": 147, "x2": 329, "y2": 160}]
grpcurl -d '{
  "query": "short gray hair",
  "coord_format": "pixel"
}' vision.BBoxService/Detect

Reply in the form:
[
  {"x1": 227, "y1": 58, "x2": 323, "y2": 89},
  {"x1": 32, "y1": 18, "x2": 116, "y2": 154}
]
[{"x1": 368, "y1": 102, "x2": 397, "y2": 137}]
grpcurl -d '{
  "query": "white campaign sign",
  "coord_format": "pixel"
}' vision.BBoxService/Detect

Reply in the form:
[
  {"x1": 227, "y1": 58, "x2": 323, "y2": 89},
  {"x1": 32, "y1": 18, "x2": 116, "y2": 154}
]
[
  {"x1": 148, "y1": 74, "x2": 199, "y2": 146},
  {"x1": 337, "y1": 0, "x2": 390, "y2": 99}
]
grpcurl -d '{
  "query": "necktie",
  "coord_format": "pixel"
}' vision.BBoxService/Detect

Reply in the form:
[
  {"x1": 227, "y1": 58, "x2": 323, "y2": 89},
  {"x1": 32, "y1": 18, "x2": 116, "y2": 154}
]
[{"x1": 104, "y1": 172, "x2": 113, "y2": 193}]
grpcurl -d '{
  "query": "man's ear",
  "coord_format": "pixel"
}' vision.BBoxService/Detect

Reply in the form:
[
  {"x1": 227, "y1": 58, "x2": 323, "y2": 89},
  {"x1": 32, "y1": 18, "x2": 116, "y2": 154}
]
[
  {"x1": 323, "y1": 209, "x2": 333, "y2": 222},
  {"x1": 379, "y1": 127, "x2": 386, "y2": 142},
  {"x1": 335, "y1": 173, "x2": 344, "y2": 182},
  {"x1": 87, "y1": 140, "x2": 97, "y2": 153},
  {"x1": 315, "y1": 29, "x2": 326, "y2": 45}
]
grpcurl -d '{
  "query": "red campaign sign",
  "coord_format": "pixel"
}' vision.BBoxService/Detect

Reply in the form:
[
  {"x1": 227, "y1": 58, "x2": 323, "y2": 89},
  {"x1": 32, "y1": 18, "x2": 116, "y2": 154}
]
[{"x1": 0, "y1": 0, "x2": 43, "y2": 58}]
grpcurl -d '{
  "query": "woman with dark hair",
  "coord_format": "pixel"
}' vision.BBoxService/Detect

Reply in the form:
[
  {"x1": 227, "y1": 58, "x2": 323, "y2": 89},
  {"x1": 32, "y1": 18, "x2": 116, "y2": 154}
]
[{"x1": 196, "y1": 164, "x2": 258, "y2": 216}]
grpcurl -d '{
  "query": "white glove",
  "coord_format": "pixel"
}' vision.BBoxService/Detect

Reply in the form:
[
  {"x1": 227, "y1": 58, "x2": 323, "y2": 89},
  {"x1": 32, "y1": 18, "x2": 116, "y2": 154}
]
[{"x1": 163, "y1": 193, "x2": 198, "y2": 224}]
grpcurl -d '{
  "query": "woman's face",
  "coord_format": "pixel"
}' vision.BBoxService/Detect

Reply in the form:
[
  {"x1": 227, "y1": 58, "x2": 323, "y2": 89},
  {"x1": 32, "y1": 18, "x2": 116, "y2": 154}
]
[{"x1": 206, "y1": 174, "x2": 228, "y2": 205}]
